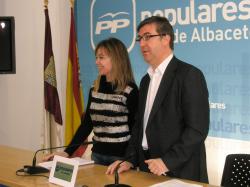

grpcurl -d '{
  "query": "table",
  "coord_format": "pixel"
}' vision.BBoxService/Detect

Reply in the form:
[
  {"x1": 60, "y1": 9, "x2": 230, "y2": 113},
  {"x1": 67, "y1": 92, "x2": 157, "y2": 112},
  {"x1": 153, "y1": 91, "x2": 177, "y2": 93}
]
[{"x1": 0, "y1": 145, "x2": 218, "y2": 187}]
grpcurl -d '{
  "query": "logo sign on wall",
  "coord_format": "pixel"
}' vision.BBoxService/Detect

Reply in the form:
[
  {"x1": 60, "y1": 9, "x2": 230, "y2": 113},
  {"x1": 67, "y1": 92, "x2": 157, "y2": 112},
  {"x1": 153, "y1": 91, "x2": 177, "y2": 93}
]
[
  {"x1": 90, "y1": 0, "x2": 136, "y2": 52},
  {"x1": 76, "y1": 0, "x2": 250, "y2": 141}
]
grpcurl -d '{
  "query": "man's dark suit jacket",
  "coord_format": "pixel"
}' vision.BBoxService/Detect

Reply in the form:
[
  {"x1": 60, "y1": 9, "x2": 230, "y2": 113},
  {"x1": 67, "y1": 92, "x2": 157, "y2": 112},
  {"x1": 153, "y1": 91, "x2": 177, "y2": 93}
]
[{"x1": 127, "y1": 56, "x2": 209, "y2": 183}]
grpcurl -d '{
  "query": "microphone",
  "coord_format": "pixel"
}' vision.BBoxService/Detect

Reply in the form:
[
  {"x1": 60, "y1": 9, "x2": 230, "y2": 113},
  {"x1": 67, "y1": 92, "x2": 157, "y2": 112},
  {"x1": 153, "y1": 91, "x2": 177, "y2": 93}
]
[
  {"x1": 104, "y1": 153, "x2": 135, "y2": 187},
  {"x1": 22, "y1": 141, "x2": 93, "y2": 175}
]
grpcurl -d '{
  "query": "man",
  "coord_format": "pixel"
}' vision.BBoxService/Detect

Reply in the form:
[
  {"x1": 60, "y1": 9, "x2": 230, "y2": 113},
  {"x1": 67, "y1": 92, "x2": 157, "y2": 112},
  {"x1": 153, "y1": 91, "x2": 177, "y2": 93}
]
[{"x1": 106, "y1": 16, "x2": 209, "y2": 183}]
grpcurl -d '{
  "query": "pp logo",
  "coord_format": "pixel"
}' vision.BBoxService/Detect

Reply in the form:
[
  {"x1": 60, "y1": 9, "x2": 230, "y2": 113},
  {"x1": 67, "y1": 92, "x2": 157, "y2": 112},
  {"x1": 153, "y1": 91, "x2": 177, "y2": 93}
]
[
  {"x1": 90, "y1": 0, "x2": 136, "y2": 52},
  {"x1": 95, "y1": 12, "x2": 130, "y2": 35}
]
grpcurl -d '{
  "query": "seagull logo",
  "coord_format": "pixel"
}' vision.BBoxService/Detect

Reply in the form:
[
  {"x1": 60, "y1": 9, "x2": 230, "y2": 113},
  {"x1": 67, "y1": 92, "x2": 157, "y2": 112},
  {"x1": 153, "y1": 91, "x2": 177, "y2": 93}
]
[
  {"x1": 99, "y1": 12, "x2": 129, "y2": 19},
  {"x1": 90, "y1": 0, "x2": 136, "y2": 52}
]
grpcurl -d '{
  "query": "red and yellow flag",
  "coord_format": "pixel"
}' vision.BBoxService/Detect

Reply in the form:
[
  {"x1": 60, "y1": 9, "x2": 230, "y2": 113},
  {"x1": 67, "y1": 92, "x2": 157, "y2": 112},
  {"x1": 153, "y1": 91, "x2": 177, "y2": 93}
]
[{"x1": 65, "y1": 5, "x2": 86, "y2": 156}]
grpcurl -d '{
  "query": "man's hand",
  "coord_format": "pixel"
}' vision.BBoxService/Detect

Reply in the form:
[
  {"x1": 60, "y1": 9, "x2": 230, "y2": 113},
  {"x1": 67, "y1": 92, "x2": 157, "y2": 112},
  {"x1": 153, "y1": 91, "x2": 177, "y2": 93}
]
[
  {"x1": 145, "y1": 158, "x2": 168, "y2": 176},
  {"x1": 106, "y1": 160, "x2": 133, "y2": 175}
]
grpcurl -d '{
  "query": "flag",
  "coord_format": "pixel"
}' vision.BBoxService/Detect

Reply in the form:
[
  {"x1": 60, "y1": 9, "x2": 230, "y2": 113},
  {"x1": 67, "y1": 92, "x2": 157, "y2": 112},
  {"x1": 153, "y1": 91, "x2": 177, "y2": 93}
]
[
  {"x1": 42, "y1": 6, "x2": 63, "y2": 149},
  {"x1": 65, "y1": 6, "x2": 86, "y2": 156}
]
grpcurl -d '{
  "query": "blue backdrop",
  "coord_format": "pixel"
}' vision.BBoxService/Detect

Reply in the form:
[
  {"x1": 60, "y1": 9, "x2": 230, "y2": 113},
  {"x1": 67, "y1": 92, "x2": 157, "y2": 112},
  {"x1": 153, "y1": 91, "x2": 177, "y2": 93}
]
[{"x1": 75, "y1": 0, "x2": 250, "y2": 141}]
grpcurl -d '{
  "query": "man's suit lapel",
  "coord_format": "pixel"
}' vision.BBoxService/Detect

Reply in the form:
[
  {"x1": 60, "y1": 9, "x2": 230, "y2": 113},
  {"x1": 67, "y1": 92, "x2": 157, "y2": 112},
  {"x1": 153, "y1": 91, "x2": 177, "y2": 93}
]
[
  {"x1": 139, "y1": 75, "x2": 150, "y2": 123},
  {"x1": 137, "y1": 75, "x2": 150, "y2": 141},
  {"x1": 147, "y1": 56, "x2": 178, "y2": 127}
]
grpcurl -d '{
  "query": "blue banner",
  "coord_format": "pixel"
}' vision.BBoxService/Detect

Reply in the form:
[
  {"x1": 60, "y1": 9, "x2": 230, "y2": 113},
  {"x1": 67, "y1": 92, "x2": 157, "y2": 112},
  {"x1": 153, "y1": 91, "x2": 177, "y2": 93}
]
[{"x1": 75, "y1": 0, "x2": 250, "y2": 141}]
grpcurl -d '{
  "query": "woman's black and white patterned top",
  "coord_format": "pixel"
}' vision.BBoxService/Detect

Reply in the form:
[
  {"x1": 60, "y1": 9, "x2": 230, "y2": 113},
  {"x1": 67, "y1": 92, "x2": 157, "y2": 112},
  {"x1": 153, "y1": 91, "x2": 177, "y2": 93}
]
[{"x1": 65, "y1": 76, "x2": 138, "y2": 157}]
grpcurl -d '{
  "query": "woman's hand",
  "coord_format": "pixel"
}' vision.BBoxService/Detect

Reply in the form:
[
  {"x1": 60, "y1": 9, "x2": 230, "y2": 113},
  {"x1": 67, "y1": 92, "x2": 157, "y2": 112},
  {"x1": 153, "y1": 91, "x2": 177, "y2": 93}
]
[{"x1": 42, "y1": 151, "x2": 69, "y2": 162}]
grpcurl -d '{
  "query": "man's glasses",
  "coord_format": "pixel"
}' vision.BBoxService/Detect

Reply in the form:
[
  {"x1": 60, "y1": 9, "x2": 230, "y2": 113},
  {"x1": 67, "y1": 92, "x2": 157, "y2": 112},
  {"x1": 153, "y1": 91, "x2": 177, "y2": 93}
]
[{"x1": 136, "y1": 33, "x2": 166, "y2": 42}]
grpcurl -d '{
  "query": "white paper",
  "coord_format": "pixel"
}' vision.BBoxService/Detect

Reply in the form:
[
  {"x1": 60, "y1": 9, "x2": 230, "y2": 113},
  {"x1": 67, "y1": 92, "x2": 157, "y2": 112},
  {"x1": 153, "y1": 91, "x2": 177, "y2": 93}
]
[
  {"x1": 149, "y1": 179, "x2": 203, "y2": 187},
  {"x1": 38, "y1": 157, "x2": 94, "y2": 170}
]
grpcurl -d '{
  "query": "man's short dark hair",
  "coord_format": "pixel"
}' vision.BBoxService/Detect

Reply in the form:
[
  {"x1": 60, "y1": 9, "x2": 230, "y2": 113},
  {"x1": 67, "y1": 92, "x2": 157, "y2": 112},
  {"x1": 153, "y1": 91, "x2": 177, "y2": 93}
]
[{"x1": 137, "y1": 16, "x2": 174, "y2": 50}]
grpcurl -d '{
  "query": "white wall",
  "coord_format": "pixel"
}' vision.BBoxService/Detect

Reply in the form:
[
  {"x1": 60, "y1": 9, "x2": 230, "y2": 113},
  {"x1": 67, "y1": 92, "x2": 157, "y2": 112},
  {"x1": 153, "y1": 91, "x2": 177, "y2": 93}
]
[{"x1": 0, "y1": 0, "x2": 70, "y2": 151}]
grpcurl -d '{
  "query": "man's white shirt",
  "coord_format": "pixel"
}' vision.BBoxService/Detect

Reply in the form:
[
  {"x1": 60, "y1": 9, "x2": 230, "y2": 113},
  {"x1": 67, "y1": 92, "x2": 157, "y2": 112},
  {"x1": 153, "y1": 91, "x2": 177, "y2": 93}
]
[{"x1": 142, "y1": 54, "x2": 173, "y2": 150}]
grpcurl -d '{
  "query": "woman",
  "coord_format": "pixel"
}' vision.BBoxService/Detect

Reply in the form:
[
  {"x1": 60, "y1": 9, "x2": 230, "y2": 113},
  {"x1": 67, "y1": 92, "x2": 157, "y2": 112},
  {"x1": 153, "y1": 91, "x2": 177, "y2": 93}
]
[{"x1": 44, "y1": 38, "x2": 138, "y2": 165}]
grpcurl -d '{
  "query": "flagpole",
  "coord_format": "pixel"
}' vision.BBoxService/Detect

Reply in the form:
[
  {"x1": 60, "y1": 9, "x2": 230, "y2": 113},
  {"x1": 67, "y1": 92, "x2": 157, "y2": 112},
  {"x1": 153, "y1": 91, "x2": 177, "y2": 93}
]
[
  {"x1": 42, "y1": 0, "x2": 49, "y2": 150},
  {"x1": 44, "y1": 0, "x2": 48, "y2": 8},
  {"x1": 70, "y1": 0, "x2": 74, "y2": 8}
]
